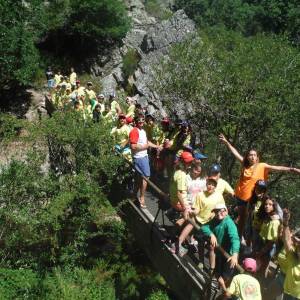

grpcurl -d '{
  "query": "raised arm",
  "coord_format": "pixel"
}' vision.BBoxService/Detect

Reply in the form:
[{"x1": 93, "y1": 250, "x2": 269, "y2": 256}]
[
  {"x1": 282, "y1": 208, "x2": 293, "y2": 252},
  {"x1": 219, "y1": 134, "x2": 243, "y2": 163},
  {"x1": 265, "y1": 164, "x2": 300, "y2": 174}
]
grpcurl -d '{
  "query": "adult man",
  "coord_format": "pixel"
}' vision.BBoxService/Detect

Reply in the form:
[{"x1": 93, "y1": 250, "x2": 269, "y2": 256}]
[
  {"x1": 129, "y1": 116, "x2": 161, "y2": 208},
  {"x1": 201, "y1": 203, "x2": 240, "y2": 291}
]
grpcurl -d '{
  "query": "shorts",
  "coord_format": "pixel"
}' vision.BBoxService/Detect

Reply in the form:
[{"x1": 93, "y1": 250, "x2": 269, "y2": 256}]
[
  {"x1": 134, "y1": 155, "x2": 150, "y2": 177},
  {"x1": 216, "y1": 253, "x2": 236, "y2": 280},
  {"x1": 235, "y1": 197, "x2": 248, "y2": 207}
]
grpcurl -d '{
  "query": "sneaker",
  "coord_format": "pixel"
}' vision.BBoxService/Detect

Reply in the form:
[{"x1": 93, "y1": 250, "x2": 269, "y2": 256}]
[
  {"x1": 189, "y1": 240, "x2": 198, "y2": 253},
  {"x1": 177, "y1": 244, "x2": 188, "y2": 257}
]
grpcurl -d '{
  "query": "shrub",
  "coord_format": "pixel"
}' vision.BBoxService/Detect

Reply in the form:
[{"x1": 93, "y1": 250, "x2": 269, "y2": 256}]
[
  {"x1": 41, "y1": 267, "x2": 115, "y2": 300},
  {"x1": 122, "y1": 49, "x2": 141, "y2": 80},
  {"x1": 0, "y1": 268, "x2": 39, "y2": 300}
]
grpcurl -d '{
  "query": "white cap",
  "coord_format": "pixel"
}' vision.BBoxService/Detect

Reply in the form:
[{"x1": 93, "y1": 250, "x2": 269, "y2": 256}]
[{"x1": 212, "y1": 203, "x2": 227, "y2": 212}]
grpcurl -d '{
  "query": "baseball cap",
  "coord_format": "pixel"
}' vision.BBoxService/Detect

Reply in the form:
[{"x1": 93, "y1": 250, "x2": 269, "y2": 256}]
[
  {"x1": 255, "y1": 180, "x2": 267, "y2": 190},
  {"x1": 181, "y1": 151, "x2": 194, "y2": 163},
  {"x1": 212, "y1": 203, "x2": 227, "y2": 212},
  {"x1": 209, "y1": 164, "x2": 221, "y2": 175},
  {"x1": 76, "y1": 80, "x2": 80, "y2": 84},
  {"x1": 181, "y1": 120, "x2": 189, "y2": 127},
  {"x1": 126, "y1": 117, "x2": 133, "y2": 124},
  {"x1": 87, "y1": 81, "x2": 93, "y2": 86},
  {"x1": 194, "y1": 152, "x2": 208, "y2": 160},
  {"x1": 243, "y1": 258, "x2": 257, "y2": 273},
  {"x1": 98, "y1": 94, "x2": 105, "y2": 98}
]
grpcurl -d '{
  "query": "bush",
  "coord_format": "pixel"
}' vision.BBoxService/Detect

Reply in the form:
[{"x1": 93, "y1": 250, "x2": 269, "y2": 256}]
[
  {"x1": 122, "y1": 49, "x2": 141, "y2": 80},
  {"x1": 145, "y1": 0, "x2": 173, "y2": 20},
  {"x1": 0, "y1": 268, "x2": 39, "y2": 300},
  {"x1": 41, "y1": 267, "x2": 115, "y2": 300}
]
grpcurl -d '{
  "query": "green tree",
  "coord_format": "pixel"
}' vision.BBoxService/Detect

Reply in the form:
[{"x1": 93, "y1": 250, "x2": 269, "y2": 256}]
[{"x1": 174, "y1": 0, "x2": 300, "y2": 40}]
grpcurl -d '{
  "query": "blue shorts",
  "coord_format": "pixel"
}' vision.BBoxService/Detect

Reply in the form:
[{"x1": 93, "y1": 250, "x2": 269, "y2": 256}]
[{"x1": 134, "y1": 156, "x2": 150, "y2": 177}]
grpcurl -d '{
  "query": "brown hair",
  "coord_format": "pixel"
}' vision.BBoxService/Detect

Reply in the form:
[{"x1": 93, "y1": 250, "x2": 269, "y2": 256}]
[{"x1": 243, "y1": 149, "x2": 259, "y2": 168}]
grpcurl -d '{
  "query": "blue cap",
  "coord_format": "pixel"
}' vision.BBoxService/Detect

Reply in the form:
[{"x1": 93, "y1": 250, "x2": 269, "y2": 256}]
[
  {"x1": 255, "y1": 180, "x2": 267, "y2": 189},
  {"x1": 194, "y1": 152, "x2": 208, "y2": 160},
  {"x1": 209, "y1": 164, "x2": 221, "y2": 175},
  {"x1": 181, "y1": 120, "x2": 189, "y2": 127}
]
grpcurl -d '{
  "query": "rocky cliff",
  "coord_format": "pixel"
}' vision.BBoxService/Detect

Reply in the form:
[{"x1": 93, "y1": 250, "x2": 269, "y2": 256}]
[{"x1": 95, "y1": 0, "x2": 196, "y2": 118}]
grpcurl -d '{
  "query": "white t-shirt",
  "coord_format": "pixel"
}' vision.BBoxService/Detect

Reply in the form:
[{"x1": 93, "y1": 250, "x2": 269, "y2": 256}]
[
  {"x1": 186, "y1": 174, "x2": 206, "y2": 205},
  {"x1": 129, "y1": 127, "x2": 148, "y2": 159}
]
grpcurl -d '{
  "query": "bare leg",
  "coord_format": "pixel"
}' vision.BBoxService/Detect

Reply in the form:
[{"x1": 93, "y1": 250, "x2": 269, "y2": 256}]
[
  {"x1": 209, "y1": 245, "x2": 216, "y2": 270},
  {"x1": 139, "y1": 178, "x2": 148, "y2": 206},
  {"x1": 218, "y1": 276, "x2": 227, "y2": 291},
  {"x1": 178, "y1": 223, "x2": 194, "y2": 245}
]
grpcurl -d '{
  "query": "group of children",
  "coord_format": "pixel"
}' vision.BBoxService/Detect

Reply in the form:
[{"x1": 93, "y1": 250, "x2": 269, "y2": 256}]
[
  {"x1": 45, "y1": 69, "x2": 300, "y2": 300},
  {"x1": 115, "y1": 110, "x2": 300, "y2": 300}
]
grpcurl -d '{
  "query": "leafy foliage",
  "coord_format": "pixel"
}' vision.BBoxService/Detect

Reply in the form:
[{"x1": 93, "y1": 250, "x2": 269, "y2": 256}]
[
  {"x1": 174, "y1": 0, "x2": 300, "y2": 41},
  {"x1": 0, "y1": 112, "x2": 169, "y2": 298},
  {"x1": 0, "y1": 268, "x2": 39, "y2": 300},
  {"x1": 154, "y1": 29, "x2": 300, "y2": 225},
  {"x1": 0, "y1": 0, "x2": 130, "y2": 90}
]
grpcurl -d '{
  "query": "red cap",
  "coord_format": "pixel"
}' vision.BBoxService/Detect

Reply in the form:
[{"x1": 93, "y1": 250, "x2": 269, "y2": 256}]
[
  {"x1": 161, "y1": 117, "x2": 170, "y2": 124},
  {"x1": 181, "y1": 151, "x2": 194, "y2": 163},
  {"x1": 126, "y1": 117, "x2": 133, "y2": 124},
  {"x1": 76, "y1": 80, "x2": 80, "y2": 84}
]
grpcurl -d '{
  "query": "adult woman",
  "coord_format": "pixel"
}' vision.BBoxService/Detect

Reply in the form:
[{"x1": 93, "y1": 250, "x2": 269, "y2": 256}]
[{"x1": 219, "y1": 133, "x2": 300, "y2": 237}]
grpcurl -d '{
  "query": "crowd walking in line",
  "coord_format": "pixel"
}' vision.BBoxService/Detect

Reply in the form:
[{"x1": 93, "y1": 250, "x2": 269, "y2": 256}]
[{"x1": 45, "y1": 68, "x2": 300, "y2": 300}]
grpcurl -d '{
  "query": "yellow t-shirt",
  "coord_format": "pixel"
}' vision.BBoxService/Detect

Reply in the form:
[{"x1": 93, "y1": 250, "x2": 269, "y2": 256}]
[
  {"x1": 126, "y1": 104, "x2": 135, "y2": 118},
  {"x1": 192, "y1": 191, "x2": 224, "y2": 224},
  {"x1": 111, "y1": 100, "x2": 120, "y2": 114},
  {"x1": 54, "y1": 74, "x2": 62, "y2": 85},
  {"x1": 227, "y1": 273, "x2": 262, "y2": 300},
  {"x1": 111, "y1": 124, "x2": 131, "y2": 146},
  {"x1": 85, "y1": 89, "x2": 96, "y2": 101},
  {"x1": 259, "y1": 219, "x2": 280, "y2": 241},
  {"x1": 76, "y1": 87, "x2": 86, "y2": 97},
  {"x1": 284, "y1": 250, "x2": 300, "y2": 299},
  {"x1": 70, "y1": 72, "x2": 77, "y2": 85},
  {"x1": 277, "y1": 247, "x2": 288, "y2": 274},
  {"x1": 169, "y1": 170, "x2": 187, "y2": 206},
  {"x1": 215, "y1": 178, "x2": 234, "y2": 195}
]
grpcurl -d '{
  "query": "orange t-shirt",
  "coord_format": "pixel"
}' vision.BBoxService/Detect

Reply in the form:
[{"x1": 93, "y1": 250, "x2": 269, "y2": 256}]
[{"x1": 235, "y1": 163, "x2": 268, "y2": 202}]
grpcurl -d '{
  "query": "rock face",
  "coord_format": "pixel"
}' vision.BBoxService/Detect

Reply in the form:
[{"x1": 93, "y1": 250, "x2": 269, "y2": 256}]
[{"x1": 97, "y1": 1, "x2": 196, "y2": 119}]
